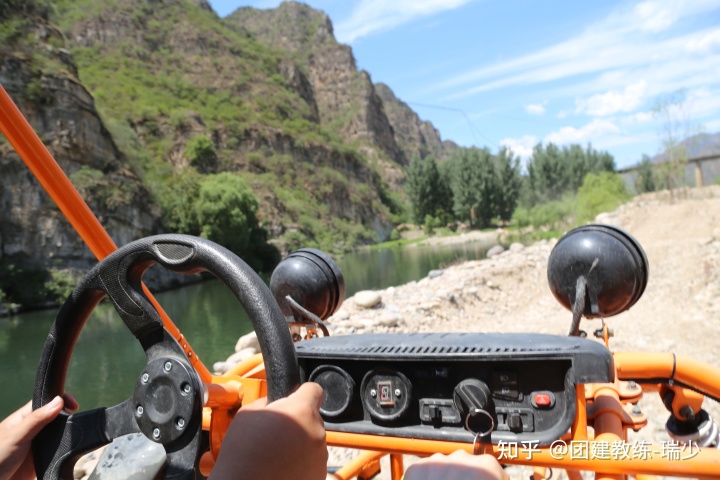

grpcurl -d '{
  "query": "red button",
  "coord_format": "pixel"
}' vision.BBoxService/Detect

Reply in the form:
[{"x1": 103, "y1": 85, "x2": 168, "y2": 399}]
[{"x1": 534, "y1": 393, "x2": 551, "y2": 406}]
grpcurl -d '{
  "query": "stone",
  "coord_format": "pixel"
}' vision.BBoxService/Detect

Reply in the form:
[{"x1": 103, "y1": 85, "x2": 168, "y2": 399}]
[
  {"x1": 486, "y1": 245, "x2": 504, "y2": 258},
  {"x1": 226, "y1": 347, "x2": 257, "y2": 365},
  {"x1": 87, "y1": 433, "x2": 165, "y2": 480},
  {"x1": 354, "y1": 290, "x2": 382, "y2": 308},
  {"x1": 509, "y1": 242, "x2": 524, "y2": 253},
  {"x1": 235, "y1": 331, "x2": 260, "y2": 352},
  {"x1": 427, "y1": 269, "x2": 444, "y2": 279},
  {"x1": 376, "y1": 313, "x2": 401, "y2": 327},
  {"x1": 213, "y1": 361, "x2": 229, "y2": 374},
  {"x1": 333, "y1": 311, "x2": 350, "y2": 321}
]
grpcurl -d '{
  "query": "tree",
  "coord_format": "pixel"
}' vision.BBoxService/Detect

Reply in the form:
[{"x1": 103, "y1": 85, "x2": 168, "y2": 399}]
[
  {"x1": 405, "y1": 156, "x2": 452, "y2": 225},
  {"x1": 449, "y1": 148, "x2": 498, "y2": 227},
  {"x1": 635, "y1": 155, "x2": 657, "y2": 193},
  {"x1": 494, "y1": 147, "x2": 522, "y2": 224},
  {"x1": 577, "y1": 172, "x2": 630, "y2": 223},
  {"x1": 185, "y1": 135, "x2": 217, "y2": 172}
]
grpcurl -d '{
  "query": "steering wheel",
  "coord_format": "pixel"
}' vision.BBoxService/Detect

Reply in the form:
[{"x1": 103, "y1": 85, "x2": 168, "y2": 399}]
[{"x1": 31, "y1": 234, "x2": 300, "y2": 480}]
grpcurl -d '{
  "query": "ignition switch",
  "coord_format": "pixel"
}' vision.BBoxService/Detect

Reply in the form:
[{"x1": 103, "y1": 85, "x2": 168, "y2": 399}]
[{"x1": 454, "y1": 379, "x2": 495, "y2": 435}]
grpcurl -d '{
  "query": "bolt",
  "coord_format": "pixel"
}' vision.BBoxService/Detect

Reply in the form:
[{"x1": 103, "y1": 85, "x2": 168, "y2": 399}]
[
  {"x1": 136, "y1": 405, "x2": 144, "y2": 416},
  {"x1": 176, "y1": 417, "x2": 185, "y2": 429},
  {"x1": 627, "y1": 381, "x2": 638, "y2": 390},
  {"x1": 164, "y1": 361, "x2": 172, "y2": 372},
  {"x1": 679, "y1": 405, "x2": 696, "y2": 422},
  {"x1": 152, "y1": 428, "x2": 160, "y2": 440},
  {"x1": 142, "y1": 373, "x2": 149, "y2": 383},
  {"x1": 292, "y1": 333, "x2": 302, "y2": 342},
  {"x1": 370, "y1": 389, "x2": 377, "y2": 398},
  {"x1": 182, "y1": 383, "x2": 192, "y2": 394},
  {"x1": 394, "y1": 389, "x2": 402, "y2": 398},
  {"x1": 632, "y1": 405, "x2": 642, "y2": 416}
]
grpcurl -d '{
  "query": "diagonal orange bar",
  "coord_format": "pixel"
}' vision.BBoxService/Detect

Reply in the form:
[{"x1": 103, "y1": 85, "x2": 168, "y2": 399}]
[{"x1": 0, "y1": 84, "x2": 210, "y2": 381}]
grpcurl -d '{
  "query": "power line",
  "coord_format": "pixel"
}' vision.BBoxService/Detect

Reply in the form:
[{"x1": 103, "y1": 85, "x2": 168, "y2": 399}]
[{"x1": 406, "y1": 101, "x2": 495, "y2": 146}]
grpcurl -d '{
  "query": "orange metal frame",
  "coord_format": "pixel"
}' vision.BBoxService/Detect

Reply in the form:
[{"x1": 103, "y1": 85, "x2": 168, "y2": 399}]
[{"x1": 3, "y1": 84, "x2": 720, "y2": 479}]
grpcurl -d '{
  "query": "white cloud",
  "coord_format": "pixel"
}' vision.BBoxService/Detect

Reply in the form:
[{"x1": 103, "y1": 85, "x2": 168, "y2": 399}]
[
  {"x1": 634, "y1": 1, "x2": 679, "y2": 32},
  {"x1": 525, "y1": 102, "x2": 546, "y2": 115},
  {"x1": 429, "y1": 0, "x2": 720, "y2": 101},
  {"x1": 545, "y1": 119, "x2": 621, "y2": 145},
  {"x1": 621, "y1": 111, "x2": 655, "y2": 124},
  {"x1": 500, "y1": 135, "x2": 537, "y2": 159},
  {"x1": 575, "y1": 81, "x2": 648, "y2": 116},
  {"x1": 335, "y1": 0, "x2": 475, "y2": 43},
  {"x1": 686, "y1": 28, "x2": 720, "y2": 53}
]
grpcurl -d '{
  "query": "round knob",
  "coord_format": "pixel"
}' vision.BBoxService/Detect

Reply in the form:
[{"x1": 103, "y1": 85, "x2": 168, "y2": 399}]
[{"x1": 453, "y1": 379, "x2": 492, "y2": 414}]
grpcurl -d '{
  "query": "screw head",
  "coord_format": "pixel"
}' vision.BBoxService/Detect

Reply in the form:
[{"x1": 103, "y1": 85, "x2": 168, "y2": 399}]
[
  {"x1": 394, "y1": 388, "x2": 402, "y2": 398},
  {"x1": 176, "y1": 417, "x2": 186, "y2": 429},
  {"x1": 631, "y1": 405, "x2": 642, "y2": 416},
  {"x1": 370, "y1": 389, "x2": 377, "y2": 398},
  {"x1": 136, "y1": 405, "x2": 144, "y2": 416},
  {"x1": 182, "y1": 383, "x2": 192, "y2": 394},
  {"x1": 627, "y1": 381, "x2": 638, "y2": 390},
  {"x1": 141, "y1": 373, "x2": 149, "y2": 383},
  {"x1": 164, "y1": 361, "x2": 172, "y2": 372},
  {"x1": 152, "y1": 428, "x2": 161, "y2": 440}
]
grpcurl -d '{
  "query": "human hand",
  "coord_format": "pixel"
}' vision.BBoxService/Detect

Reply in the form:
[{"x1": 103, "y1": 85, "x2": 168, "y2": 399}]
[
  {"x1": 210, "y1": 382, "x2": 327, "y2": 480},
  {"x1": 405, "y1": 450, "x2": 509, "y2": 480},
  {"x1": 0, "y1": 394, "x2": 79, "y2": 480}
]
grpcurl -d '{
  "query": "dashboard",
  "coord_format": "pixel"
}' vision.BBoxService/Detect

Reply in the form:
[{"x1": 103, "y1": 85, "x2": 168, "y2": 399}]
[{"x1": 296, "y1": 332, "x2": 613, "y2": 446}]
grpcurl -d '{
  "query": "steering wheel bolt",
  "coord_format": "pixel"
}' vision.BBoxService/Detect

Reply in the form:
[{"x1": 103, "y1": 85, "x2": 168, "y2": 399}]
[
  {"x1": 142, "y1": 373, "x2": 149, "y2": 383},
  {"x1": 177, "y1": 417, "x2": 186, "y2": 429},
  {"x1": 136, "y1": 405, "x2": 144, "y2": 416},
  {"x1": 164, "y1": 361, "x2": 173, "y2": 372},
  {"x1": 152, "y1": 428, "x2": 161, "y2": 440},
  {"x1": 182, "y1": 383, "x2": 192, "y2": 394}
]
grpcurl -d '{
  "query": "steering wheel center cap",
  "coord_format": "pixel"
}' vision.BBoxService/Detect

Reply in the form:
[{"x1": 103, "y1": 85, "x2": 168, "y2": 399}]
[{"x1": 133, "y1": 357, "x2": 199, "y2": 444}]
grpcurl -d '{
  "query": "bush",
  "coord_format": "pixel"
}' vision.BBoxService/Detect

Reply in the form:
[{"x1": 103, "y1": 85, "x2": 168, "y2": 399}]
[
  {"x1": 423, "y1": 215, "x2": 442, "y2": 235},
  {"x1": 45, "y1": 269, "x2": 79, "y2": 303},
  {"x1": 577, "y1": 172, "x2": 630, "y2": 223},
  {"x1": 185, "y1": 135, "x2": 217, "y2": 172},
  {"x1": 389, "y1": 228, "x2": 400, "y2": 241}
]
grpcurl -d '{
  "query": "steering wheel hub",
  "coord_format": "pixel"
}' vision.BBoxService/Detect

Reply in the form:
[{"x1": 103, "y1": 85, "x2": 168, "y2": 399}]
[{"x1": 134, "y1": 357, "x2": 200, "y2": 444}]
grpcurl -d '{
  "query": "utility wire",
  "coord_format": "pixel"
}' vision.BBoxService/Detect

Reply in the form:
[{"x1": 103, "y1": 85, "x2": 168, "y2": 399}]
[{"x1": 406, "y1": 101, "x2": 496, "y2": 146}]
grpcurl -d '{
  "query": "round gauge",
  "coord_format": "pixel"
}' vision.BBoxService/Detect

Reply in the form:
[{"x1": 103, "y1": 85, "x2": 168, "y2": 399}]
[
  {"x1": 360, "y1": 368, "x2": 412, "y2": 423},
  {"x1": 309, "y1": 365, "x2": 355, "y2": 418}
]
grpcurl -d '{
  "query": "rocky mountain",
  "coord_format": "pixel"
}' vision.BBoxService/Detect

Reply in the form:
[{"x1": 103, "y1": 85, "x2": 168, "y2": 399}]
[
  {"x1": 374, "y1": 83, "x2": 458, "y2": 163},
  {"x1": 0, "y1": 2, "x2": 169, "y2": 306},
  {"x1": 650, "y1": 131, "x2": 720, "y2": 163},
  {"x1": 0, "y1": 0, "x2": 458, "y2": 308}
]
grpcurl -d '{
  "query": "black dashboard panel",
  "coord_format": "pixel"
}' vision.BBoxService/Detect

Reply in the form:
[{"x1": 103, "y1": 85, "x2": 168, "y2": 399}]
[{"x1": 296, "y1": 333, "x2": 613, "y2": 446}]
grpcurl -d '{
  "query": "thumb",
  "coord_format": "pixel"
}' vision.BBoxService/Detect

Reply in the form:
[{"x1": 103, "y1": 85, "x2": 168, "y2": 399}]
[{"x1": 16, "y1": 396, "x2": 64, "y2": 442}]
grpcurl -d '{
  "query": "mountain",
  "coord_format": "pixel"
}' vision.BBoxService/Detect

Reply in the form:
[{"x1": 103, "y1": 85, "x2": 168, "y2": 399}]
[
  {"x1": 650, "y1": 131, "x2": 720, "y2": 163},
  {"x1": 0, "y1": 0, "x2": 458, "y2": 307}
]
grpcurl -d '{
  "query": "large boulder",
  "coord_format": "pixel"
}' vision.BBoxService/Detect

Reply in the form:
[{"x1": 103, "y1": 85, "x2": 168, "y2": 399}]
[
  {"x1": 354, "y1": 290, "x2": 382, "y2": 309},
  {"x1": 87, "y1": 433, "x2": 165, "y2": 480}
]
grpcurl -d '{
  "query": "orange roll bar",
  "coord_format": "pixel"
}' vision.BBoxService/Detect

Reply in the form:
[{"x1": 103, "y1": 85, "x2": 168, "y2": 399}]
[
  {"x1": 331, "y1": 451, "x2": 385, "y2": 480},
  {"x1": 0, "y1": 84, "x2": 210, "y2": 380},
  {"x1": 614, "y1": 352, "x2": 720, "y2": 400}
]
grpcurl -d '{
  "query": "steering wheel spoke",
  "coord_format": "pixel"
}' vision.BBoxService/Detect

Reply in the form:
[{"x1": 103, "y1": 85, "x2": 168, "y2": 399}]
[
  {"x1": 33, "y1": 399, "x2": 140, "y2": 480},
  {"x1": 164, "y1": 430, "x2": 202, "y2": 480}
]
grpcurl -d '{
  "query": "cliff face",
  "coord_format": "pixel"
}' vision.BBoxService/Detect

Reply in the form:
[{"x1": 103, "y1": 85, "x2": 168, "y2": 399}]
[
  {"x1": 375, "y1": 83, "x2": 458, "y2": 162},
  {"x1": 226, "y1": 2, "x2": 407, "y2": 184},
  {"x1": 0, "y1": 8, "x2": 173, "y2": 303}
]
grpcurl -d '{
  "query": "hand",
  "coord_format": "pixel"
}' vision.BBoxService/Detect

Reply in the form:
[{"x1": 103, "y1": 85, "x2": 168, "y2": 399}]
[
  {"x1": 405, "y1": 450, "x2": 509, "y2": 480},
  {"x1": 210, "y1": 382, "x2": 327, "y2": 480},
  {"x1": 0, "y1": 394, "x2": 79, "y2": 480}
]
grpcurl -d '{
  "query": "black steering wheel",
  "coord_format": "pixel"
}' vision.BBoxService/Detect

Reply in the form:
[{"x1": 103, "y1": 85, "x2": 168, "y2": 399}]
[{"x1": 31, "y1": 234, "x2": 300, "y2": 480}]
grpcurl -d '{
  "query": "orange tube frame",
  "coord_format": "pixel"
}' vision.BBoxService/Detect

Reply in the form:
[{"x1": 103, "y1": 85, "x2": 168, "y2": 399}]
[{"x1": 0, "y1": 85, "x2": 211, "y2": 381}]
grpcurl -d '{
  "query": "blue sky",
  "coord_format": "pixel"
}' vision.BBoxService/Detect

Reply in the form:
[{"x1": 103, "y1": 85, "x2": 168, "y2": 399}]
[{"x1": 209, "y1": 0, "x2": 720, "y2": 168}]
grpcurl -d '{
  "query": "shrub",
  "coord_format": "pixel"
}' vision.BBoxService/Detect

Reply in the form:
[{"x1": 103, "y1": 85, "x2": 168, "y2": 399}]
[
  {"x1": 185, "y1": 135, "x2": 216, "y2": 172},
  {"x1": 577, "y1": 172, "x2": 630, "y2": 223}
]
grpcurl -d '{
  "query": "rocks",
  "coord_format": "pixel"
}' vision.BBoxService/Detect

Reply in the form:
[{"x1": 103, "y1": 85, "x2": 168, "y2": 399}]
[
  {"x1": 86, "y1": 433, "x2": 165, "y2": 480},
  {"x1": 235, "y1": 331, "x2": 260, "y2": 352},
  {"x1": 427, "y1": 269, "x2": 443, "y2": 279},
  {"x1": 226, "y1": 347, "x2": 257, "y2": 365},
  {"x1": 486, "y1": 245, "x2": 504, "y2": 258},
  {"x1": 509, "y1": 242, "x2": 524, "y2": 253},
  {"x1": 354, "y1": 290, "x2": 382, "y2": 308}
]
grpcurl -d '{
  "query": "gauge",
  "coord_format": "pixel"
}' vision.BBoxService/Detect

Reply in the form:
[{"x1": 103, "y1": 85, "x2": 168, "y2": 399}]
[
  {"x1": 309, "y1": 365, "x2": 355, "y2": 418},
  {"x1": 361, "y1": 368, "x2": 412, "y2": 422}
]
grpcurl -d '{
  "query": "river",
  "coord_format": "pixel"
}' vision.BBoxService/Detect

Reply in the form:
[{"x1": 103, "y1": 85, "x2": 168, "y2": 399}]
[{"x1": 0, "y1": 240, "x2": 494, "y2": 417}]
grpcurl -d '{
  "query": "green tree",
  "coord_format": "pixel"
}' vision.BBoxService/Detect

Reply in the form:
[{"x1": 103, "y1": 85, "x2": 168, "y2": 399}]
[
  {"x1": 185, "y1": 135, "x2": 217, "y2": 172},
  {"x1": 405, "y1": 155, "x2": 452, "y2": 225},
  {"x1": 635, "y1": 155, "x2": 657, "y2": 193},
  {"x1": 494, "y1": 147, "x2": 522, "y2": 223},
  {"x1": 577, "y1": 172, "x2": 630, "y2": 223},
  {"x1": 194, "y1": 172, "x2": 261, "y2": 257},
  {"x1": 449, "y1": 148, "x2": 497, "y2": 227}
]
